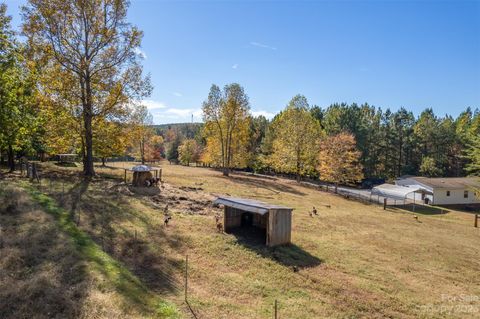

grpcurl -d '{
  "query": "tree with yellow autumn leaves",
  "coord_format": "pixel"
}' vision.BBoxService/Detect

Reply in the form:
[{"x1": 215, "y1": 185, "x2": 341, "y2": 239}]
[
  {"x1": 267, "y1": 95, "x2": 322, "y2": 181},
  {"x1": 317, "y1": 132, "x2": 364, "y2": 192},
  {"x1": 201, "y1": 83, "x2": 251, "y2": 176}
]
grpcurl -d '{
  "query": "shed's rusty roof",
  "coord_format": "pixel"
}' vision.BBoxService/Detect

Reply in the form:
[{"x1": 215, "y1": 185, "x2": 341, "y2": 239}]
[{"x1": 214, "y1": 196, "x2": 293, "y2": 215}]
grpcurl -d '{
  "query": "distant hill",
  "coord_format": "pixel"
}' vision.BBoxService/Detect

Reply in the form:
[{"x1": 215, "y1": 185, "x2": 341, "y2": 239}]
[
  {"x1": 151, "y1": 122, "x2": 202, "y2": 130},
  {"x1": 151, "y1": 122, "x2": 203, "y2": 139}
]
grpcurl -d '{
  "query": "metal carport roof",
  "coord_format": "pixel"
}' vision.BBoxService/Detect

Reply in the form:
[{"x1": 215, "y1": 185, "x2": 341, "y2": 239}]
[{"x1": 371, "y1": 184, "x2": 432, "y2": 201}]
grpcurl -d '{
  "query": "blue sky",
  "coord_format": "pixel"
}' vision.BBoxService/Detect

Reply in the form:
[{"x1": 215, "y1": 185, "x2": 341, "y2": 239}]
[{"x1": 5, "y1": 0, "x2": 480, "y2": 124}]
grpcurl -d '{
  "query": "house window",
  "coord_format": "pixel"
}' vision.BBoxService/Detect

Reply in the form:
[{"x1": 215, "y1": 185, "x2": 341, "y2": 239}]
[
  {"x1": 446, "y1": 191, "x2": 450, "y2": 197},
  {"x1": 464, "y1": 190, "x2": 468, "y2": 198}
]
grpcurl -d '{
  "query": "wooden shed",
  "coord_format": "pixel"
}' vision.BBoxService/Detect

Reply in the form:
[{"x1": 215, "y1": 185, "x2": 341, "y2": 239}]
[
  {"x1": 214, "y1": 196, "x2": 293, "y2": 247},
  {"x1": 123, "y1": 165, "x2": 162, "y2": 186}
]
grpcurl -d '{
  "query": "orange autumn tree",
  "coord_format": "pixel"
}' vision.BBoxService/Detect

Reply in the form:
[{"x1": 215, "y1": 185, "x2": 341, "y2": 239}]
[{"x1": 317, "y1": 132, "x2": 364, "y2": 192}]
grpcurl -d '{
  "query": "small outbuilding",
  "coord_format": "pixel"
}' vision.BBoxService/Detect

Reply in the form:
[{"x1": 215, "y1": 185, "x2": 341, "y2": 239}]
[
  {"x1": 214, "y1": 196, "x2": 293, "y2": 247},
  {"x1": 124, "y1": 165, "x2": 162, "y2": 186}
]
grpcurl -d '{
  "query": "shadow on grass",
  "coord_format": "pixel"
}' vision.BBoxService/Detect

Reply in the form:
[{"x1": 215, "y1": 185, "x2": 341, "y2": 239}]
[
  {"x1": 226, "y1": 175, "x2": 306, "y2": 196},
  {"x1": 0, "y1": 184, "x2": 87, "y2": 319},
  {"x1": 41, "y1": 177, "x2": 185, "y2": 296},
  {"x1": 23, "y1": 184, "x2": 180, "y2": 317},
  {"x1": 54, "y1": 162, "x2": 78, "y2": 167},
  {"x1": 230, "y1": 227, "x2": 322, "y2": 268},
  {"x1": 95, "y1": 164, "x2": 124, "y2": 170},
  {"x1": 391, "y1": 203, "x2": 450, "y2": 215},
  {"x1": 68, "y1": 178, "x2": 91, "y2": 218}
]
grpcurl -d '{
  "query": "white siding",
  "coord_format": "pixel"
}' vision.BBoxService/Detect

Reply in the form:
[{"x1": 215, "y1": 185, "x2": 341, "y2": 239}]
[
  {"x1": 433, "y1": 189, "x2": 480, "y2": 205},
  {"x1": 396, "y1": 178, "x2": 480, "y2": 205}
]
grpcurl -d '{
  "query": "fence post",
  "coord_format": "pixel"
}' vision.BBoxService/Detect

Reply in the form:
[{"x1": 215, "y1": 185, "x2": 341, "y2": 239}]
[
  {"x1": 383, "y1": 198, "x2": 387, "y2": 210},
  {"x1": 274, "y1": 299, "x2": 278, "y2": 319},
  {"x1": 185, "y1": 255, "x2": 188, "y2": 301},
  {"x1": 475, "y1": 214, "x2": 478, "y2": 228},
  {"x1": 133, "y1": 229, "x2": 137, "y2": 269}
]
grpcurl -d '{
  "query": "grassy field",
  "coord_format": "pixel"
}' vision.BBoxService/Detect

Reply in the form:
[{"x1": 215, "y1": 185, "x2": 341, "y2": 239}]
[{"x1": 1, "y1": 161, "x2": 480, "y2": 318}]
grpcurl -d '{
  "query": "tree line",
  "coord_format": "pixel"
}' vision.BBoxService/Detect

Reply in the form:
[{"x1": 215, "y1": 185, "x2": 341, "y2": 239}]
[
  {"x1": 163, "y1": 83, "x2": 479, "y2": 186},
  {"x1": 1, "y1": 1, "x2": 479, "y2": 186}
]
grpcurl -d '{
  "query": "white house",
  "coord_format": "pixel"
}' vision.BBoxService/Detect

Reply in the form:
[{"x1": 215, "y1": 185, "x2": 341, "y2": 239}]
[{"x1": 395, "y1": 176, "x2": 480, "y2": 206}]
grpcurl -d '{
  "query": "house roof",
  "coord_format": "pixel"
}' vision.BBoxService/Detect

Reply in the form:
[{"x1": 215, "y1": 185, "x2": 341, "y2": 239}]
[
  {"x1": 371, "y1": 184, "x2": 432, "y2": 200},
  {"x1": 214, "y1": 196, "x2": 292, "y2": 215},
  {"x1": 410, "y1": 177, "x2": 480, "y2": 190}
]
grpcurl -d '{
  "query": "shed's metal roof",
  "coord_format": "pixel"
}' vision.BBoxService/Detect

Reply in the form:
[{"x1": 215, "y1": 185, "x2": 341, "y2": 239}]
[
  {"x1": 130, "y1": 165, "x2": 154, "y2": 172},
  {"x1": 371, "y1": 184, "x2": 432, "y2": 200},
  {"x1": 214, "y1": 196, "x2": 292, "y2": 215}
]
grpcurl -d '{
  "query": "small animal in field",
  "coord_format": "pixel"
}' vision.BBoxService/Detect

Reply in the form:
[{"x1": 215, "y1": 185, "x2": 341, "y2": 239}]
[
  {"x1": 164, "y1": 215, "x2": 172, "y2": 227},
  {"x1": 216, "y1": 222, "x2": 223, "y2": 233},
  {"x1": 312, "y1": 206, "x2": 318, "y2": 215},
  {"x1": 413, "y1": 215, "x2": 419, "y2": 221},
  {"x1": 325, "y1": 204, "x2": 331, "y2": 209}
]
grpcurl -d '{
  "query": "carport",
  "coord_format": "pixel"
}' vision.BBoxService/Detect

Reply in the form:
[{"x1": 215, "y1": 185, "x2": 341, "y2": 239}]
[
  {"x1": 214, "y1": 196, "x2": 293, "y2": 247},
  {"x1": 371, "y1": 183, "x2": 433, "y2": 210}
]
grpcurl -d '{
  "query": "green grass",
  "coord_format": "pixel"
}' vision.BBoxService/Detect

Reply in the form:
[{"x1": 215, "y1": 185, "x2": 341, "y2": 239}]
[{"x1": 20, "y1": 181, "x2": 180, "y2": 318}]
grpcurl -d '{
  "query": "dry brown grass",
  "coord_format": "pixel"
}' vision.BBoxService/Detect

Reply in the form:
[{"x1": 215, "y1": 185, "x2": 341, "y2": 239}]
[{"x1": 2, "y1": 161, "x2": 480, "y2": 318}]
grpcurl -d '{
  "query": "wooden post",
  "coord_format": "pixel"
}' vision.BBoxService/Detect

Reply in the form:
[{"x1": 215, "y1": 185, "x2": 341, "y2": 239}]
[
  {"x1": 185, "y1": 255, "x2": 188, "y2": 301},
  {"x1": 133, "y1": 229, "x2": 137, "y2": 268},
  {"x1": 124, "y1": 169, "x2": 127, "y2": 183},
  {"x1": 274, "y1": 299, "x2": 278, "y2": 319},
  {"x1": 475, "y1": 214, "x2": 478, "y2": 228},
  {"x1": 383, "y1": 198, "x2": 387, "y2": 210},
  {"x1": 159, "y1": 168, "x2": 162, "y2": 181}
]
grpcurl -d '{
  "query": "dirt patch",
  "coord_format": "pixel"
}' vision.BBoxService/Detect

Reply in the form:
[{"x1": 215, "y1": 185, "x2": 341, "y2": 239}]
[{"x1": 150, "y1": 183, "x2": 217, "y2": 215}]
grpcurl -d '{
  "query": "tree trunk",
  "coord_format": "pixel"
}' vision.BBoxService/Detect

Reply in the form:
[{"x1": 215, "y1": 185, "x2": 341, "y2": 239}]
[
  {"x1": 223, "y1": 167, "x2": 229, "y2": 176},
  {"x1": 102, "y1": 157, "x2": 106, "y2": 166},
  {"x1": 141, "y1": 138, "x2": 145, "y2": 164},
  {"x1": 334, "y1": 183, "x2": 338, "y2": 194},
  {"x1": 7, "y1": 144, "x2": 15, "y2": 172},
  {"x1": 83, "y1": 110, "x2": 95, "y2": 176},
  {"x1": 82, "y1": 72, "x2": 95, "y2": 177}
]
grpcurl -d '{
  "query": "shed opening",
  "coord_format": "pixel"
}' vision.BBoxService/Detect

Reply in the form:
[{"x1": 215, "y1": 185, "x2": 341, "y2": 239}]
[{"x1": 214, "y1": 196, "x2": 293, "y2": 247}]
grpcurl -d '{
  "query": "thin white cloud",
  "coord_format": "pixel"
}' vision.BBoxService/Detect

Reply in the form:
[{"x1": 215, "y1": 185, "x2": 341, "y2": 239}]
[
  {"x1": 141, "y1": 99, "x2": 167, "y2": 110},
  {"x1": 143, "y1": 101, "x2": 202, "y2": 124},
  {"x1": 252, "y1": 110, "x2": 275, "y2": 119},
  {"x1": 134, "y1": 47, "x2": 147, "y2": 59},
  {"x1": 232, "y1": 63, "x2": 238, "y2": 69},
  {"x1": 164, "y1": 108, "x2": 202, "y2": 117},
  {"x1": 172, "y1": 92, "x2": 183, "y2": 97},
  {"x1": 250, "y1": 41, "x2": 277, "y2": 50}
]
